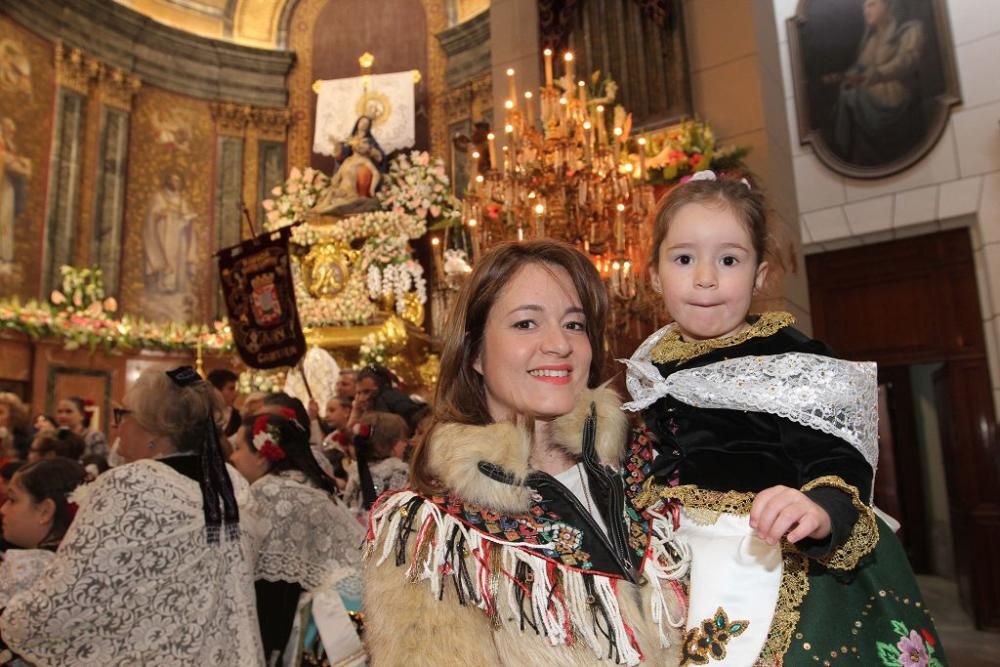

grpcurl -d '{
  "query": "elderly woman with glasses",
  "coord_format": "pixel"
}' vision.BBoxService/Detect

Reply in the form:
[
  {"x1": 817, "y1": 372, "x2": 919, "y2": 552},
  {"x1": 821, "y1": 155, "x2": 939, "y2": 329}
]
[{"x1": 0, "y1": 367, "x2": 263, "y2": 666}]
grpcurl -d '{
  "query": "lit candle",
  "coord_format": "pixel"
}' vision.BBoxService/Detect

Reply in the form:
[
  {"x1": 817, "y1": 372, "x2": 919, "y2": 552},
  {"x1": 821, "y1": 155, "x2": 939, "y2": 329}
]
[
  {"x1": 534, "y1": 203, "x2": 546, "y2": 237},
  {"x1": 506, "y1": 68, "x2": 517, "y2": 106},
  {"x1": 615, "y1": 203, "x2": 625, "y2": 253},
  {"x1": 563, "y1": 52, "x2": 574, "y2": 86},
  {"x1": 596, "y1": 105, "x2": 607, "y2": 145},
  {"x1": 471, "y1": 149, "x2": 480, "y2": 178},
  {"x1": 578, "y1": 80, "x2": 587, "y2": 106},
  {"x1": 637, "y1": 136, "x2": 647, "y2": 180},
  {"x1": 524, "y1": 91, "x2": 535, "y2": 128},
  {"x1": 487, "y1": 132, "x2": 496, "y2": 169},
  {"x1": 467, "y1": 218, "x2": 480, "y2": 260},
  {"x1": 543, "y1": 48, "x2": 554, "y2": 87},
  {"x1": 431, "y1": 236, "x2": 444, "y2": 280},
  {"x1": 613, "y1": 126, "x2": 623, "y2": 162},
  {"x1": 583, "y1": 120, "x2": 593, "y2": 164}
]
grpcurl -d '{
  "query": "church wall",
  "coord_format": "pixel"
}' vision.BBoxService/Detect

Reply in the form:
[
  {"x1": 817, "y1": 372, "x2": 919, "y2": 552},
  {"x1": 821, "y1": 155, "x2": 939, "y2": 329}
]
[
  {"x1": 0, "y1": 15, "x2": 57, "y2": 300},
  {"x1": 766, "y1": 0, "x2": 1000, "y2": 410},
  {"x1": 0, "y1": 4, "x2": 292, "y2": 325}
]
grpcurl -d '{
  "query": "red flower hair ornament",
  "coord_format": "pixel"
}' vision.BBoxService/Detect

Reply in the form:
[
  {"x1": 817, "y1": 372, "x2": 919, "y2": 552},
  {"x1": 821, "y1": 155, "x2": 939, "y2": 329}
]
[{"x1": 252, "y1": 415, "x2": 286, "y2": 463}]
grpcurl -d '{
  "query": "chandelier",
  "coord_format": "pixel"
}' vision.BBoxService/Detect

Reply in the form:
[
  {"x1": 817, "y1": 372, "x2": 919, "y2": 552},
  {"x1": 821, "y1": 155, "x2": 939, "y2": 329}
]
[{"x1": 432, "y1": 50, "x2": 662, "y2": 343}]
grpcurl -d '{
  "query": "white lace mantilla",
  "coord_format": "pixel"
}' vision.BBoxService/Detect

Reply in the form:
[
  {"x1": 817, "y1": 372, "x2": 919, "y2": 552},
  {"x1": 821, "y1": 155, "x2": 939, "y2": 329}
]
[
  {"x1": 0, "y1": 550, "x2": 54, "y2": 609},
  {"x1": 622, "y1": 336, "x2": 879, "y2": 475},
  {"x1": 246, "y1": 471, "x2": 364, "y2": 592},
  {"x1": 0, "y1": 460, "x2": 263, "y2": 667}
]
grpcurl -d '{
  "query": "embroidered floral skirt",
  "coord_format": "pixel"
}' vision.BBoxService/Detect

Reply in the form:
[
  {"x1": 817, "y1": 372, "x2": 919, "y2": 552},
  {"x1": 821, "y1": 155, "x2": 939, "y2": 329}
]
[{"x1": 786, "y1": 517, "x2": 946, "y2": 666}]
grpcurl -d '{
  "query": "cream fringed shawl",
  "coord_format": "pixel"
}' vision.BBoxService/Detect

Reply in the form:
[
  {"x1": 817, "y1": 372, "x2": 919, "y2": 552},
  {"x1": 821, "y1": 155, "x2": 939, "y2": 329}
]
[{"x1": 0, "y1": 460, "x2": 263, "y2": 667}]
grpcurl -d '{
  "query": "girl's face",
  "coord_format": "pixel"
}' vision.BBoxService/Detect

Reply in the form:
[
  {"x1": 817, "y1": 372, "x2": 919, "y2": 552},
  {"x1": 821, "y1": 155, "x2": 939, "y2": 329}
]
[
  {"x1": 474, "y1": 263, "x2": 592, "y2": 422},
  {"x1": 1, "y1": 476, "x2": 53, "y2": 548},
  {"x1": 229, "y1": 428, "x2": 269, "y2": 483},
  {"x1": 55, "y1": 400, "x2": 83, "y2": 430},
  {"x1": 650, "y1": 202, "x2": 768, "y2": 342}
]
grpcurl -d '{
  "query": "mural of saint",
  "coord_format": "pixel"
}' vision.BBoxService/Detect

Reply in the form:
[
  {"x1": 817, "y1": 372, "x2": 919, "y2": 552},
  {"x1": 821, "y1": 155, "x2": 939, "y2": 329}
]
[
  {"x1": 0, "y1": 38, "x2": 31, "y2": 96},
  {"x1": 0, "y1": 117, "x2": 31, "y2": 265},
  {"x1": 142, "y1": 169, "x2": 197, "y2": 321}
]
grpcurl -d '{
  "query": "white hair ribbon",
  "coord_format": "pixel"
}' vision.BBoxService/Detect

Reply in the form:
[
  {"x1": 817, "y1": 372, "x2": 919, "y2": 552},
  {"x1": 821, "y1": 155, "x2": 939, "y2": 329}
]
[{"x1": 688, "y1": 169, "x2": 751, "y2": 190}]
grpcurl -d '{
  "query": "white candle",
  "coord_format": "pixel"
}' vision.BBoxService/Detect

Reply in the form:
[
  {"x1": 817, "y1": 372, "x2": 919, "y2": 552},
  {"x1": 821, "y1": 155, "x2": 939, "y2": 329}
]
[{"x1": 543, "y1": 49, "x2": 554, "y2": 87}]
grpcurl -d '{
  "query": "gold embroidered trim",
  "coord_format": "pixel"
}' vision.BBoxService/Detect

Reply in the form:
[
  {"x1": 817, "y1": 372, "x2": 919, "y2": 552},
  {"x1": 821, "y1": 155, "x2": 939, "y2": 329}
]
[
  {"x1": 755, "y1": 544, "x2": 809, "y2": 666},
  {"x1": 650, "y1": 311, "x2": 796, "y2": 364},
  {"x1": 634, "y1": 483, "x2": 757, "y2": 516},
  {"x1": 800, "y1": 475, "x2": 879, "y2": 570}
]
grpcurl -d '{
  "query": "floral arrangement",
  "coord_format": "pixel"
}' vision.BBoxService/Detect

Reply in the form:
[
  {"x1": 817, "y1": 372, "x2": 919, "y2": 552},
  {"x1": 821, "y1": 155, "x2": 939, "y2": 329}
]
[
  {"x1": 366, "y1": 260, "x2": 426, "y2": 315},
  {"x1": 238, "y1": 368, "x2": 287, "y2": 395},
  {"x1": 637, "y1": 119, "x2": 750, "y2": 185},
  {"x1": 443, "y1": 249, "x2": 472, "y2": 277},
  {"x1": 50, "y1": 266, "x2": 117, "y2": 315},
  {"x1": 358, "y1": 330, "x2": 389, "y2": 368},
  {"x1": 0, "y1": 265, "x2": 233, "y2": 353},
  {"x1": 251, "y1": 415, "x2": 287, "y2": 462},
  {"x1": 380, "y1": 150, "x2": 461, "y2": 228},
  {"x1": 261, "y1": 167, "x2": 329, "y2": 231}
]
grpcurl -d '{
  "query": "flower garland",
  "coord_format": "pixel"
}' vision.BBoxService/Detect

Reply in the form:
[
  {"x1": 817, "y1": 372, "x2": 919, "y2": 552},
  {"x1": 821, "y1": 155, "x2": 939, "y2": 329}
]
[
  {"x1": 0, "y1": 265, "x2": 233, "y2": 353},
  {"x1": 358, "y1": 330, "x2": 389, "y2": 367}
]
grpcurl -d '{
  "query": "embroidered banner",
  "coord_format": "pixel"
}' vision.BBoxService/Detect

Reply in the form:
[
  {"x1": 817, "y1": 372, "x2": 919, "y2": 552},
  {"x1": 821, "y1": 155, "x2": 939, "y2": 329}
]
[
  {"x1": 217, "y1": 228, "x2": 306, "y2": 369},
  {"x1": 312, "y1": 71, "x2": 415, "y2": 156}
]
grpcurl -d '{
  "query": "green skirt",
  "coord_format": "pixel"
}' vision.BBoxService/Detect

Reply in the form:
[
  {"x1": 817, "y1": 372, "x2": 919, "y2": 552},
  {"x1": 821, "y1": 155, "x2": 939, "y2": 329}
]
[{"x1": 785, "y1": 517, "x2": 946, "y2": 666}]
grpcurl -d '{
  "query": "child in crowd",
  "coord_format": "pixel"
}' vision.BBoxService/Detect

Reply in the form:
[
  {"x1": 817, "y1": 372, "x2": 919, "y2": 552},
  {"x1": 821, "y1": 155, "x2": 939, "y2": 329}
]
[
  {"x1": 0, "y1": 459, "x2": 86, "y2": 606},
  {"x1": 342, "y1": 411, "x2": 409, "y2": 512},
  {"x1": 622, "y1": 171, "x2": 945, "y2": 665}
]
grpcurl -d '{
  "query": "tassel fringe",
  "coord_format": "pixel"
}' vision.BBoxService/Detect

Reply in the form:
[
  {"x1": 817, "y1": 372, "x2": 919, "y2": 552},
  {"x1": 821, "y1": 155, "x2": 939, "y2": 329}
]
[{"x1": 368, "y1": 492, "x2": 691, "y2": 665}]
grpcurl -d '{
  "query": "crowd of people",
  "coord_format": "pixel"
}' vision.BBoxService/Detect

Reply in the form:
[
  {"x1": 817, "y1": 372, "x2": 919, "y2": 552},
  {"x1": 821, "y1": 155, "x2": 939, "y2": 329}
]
[{"x1": 0, "y1": 173, "x2": 946, "y2": 665}]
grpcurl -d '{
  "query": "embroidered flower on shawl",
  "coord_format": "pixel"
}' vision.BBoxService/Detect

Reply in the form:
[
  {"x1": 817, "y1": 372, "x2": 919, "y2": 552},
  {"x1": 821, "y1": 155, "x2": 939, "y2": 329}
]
[
  {"x1": 896, "y1": 630, "x2": 930, "y2": 666},
  {"x1": 252, "y1": 416, "x2": 286, "y2": 463}
]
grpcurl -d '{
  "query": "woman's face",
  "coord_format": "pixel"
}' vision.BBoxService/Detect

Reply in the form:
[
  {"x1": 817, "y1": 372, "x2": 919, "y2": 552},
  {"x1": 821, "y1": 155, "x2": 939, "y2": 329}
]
[
  {"x1": 863, "y1": 0, "x2": 890, "y2": 26},
  {"x1": 55, "y1": 400, "x2": 83, "y2": 430},
  {"x1": 474, "y1": 263, "x2": 593, "y2": 422},
  {"x1": 1, "y1": 476, "x2": 53, "y2": 549},
  {"x1": 229, "y1": 427, "x2": 269, "y2": 483},
  {"x1": 34, "y1": 415, "x2": 56, "y2": 433}
]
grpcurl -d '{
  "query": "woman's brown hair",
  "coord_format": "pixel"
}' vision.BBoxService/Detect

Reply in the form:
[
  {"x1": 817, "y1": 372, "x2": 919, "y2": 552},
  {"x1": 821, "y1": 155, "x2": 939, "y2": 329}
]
[{"x1": 410, "y1": 239, "x2": 608, "y2": 494}]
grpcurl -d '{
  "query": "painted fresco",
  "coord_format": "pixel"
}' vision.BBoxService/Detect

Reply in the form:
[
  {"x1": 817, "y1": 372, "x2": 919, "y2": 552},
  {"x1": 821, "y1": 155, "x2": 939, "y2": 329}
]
[
  {"x1": 121, "y1": 91, "x2": 213, "y2": 323},
  {"x1": 0, "y1": 17, "x2": 54, "y2": 299}
]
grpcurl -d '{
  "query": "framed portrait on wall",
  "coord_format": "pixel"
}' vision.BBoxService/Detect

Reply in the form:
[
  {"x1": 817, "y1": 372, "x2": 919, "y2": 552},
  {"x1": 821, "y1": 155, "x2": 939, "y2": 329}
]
[{"x1": 788, "y1": 0, "x2": 962, "y2": 179}]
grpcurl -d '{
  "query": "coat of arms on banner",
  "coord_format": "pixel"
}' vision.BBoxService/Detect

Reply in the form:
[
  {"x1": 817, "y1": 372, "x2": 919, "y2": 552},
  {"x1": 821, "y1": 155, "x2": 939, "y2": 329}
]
[
  {"x1": 251, "y1": 272, "x2": 281, "y2": 326},
  {"x1": 217, "y1": 228, "x2": 306, "y2": 369}
]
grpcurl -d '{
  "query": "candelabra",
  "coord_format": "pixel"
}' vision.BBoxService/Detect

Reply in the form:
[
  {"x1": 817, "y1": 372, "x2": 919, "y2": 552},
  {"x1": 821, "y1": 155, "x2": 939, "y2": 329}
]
[{"x1": 442, "y1": 50, "x2": 661, "y2": 339}]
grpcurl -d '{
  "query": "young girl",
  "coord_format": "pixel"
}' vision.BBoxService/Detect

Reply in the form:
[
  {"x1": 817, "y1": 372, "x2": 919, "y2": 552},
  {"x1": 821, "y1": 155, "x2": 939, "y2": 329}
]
[
  {"x1": 623, "y1": 172, "x2": 945, "y2": 666},
  {"x1": 0, "y1": 459, "x2": 86, "y2": 606}
]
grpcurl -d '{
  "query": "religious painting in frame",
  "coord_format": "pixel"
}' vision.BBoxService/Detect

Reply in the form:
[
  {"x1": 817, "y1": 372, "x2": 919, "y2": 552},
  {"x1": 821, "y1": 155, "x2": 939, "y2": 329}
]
[{"x1": 787, "y1": 0, "x2": 961, "y2": 179}]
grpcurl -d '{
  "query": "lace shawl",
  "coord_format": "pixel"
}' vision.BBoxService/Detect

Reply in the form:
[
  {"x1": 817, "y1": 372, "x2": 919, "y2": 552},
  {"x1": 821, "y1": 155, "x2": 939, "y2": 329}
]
[
  {"x1": 246, "y1": 471, "x2": 364, "y2": 594},
  {"x1": 0, "y1": 550, "x2": 53, "y2": 608},
  {"x1": 0, "y1": 460, "x2": 263, "y2": 667},
  {"x1": 622, "y1": 326, "x2": 879, "y2": 477}
]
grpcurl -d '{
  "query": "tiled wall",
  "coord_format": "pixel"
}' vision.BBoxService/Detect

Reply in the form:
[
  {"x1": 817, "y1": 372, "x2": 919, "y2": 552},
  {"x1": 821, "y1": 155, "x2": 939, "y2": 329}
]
[{"x1": 771, "y1": 0, "x2": 1000, "y2": 407}]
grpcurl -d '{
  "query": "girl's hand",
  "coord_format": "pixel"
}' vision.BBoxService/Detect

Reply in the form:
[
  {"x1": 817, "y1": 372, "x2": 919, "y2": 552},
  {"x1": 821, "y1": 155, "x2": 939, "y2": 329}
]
[{"x1": 749, "y1": 485, "x2": 832, "y2": 545}]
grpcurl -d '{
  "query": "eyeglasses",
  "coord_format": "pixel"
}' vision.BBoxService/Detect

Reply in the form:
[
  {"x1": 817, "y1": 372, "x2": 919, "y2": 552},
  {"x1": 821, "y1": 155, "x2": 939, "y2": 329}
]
[{"x1": 113, "y1": 408, "x2": 133, "y2": 427}]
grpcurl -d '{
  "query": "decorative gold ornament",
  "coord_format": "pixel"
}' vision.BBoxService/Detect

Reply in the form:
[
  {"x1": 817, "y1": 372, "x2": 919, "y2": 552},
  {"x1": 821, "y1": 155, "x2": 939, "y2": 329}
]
[
  {"x1": 399, "y1": 291, "x2": 425, "y2": 326},
  {"x1": 301, "y1": 241, "x2": 355, "y2": 299}
]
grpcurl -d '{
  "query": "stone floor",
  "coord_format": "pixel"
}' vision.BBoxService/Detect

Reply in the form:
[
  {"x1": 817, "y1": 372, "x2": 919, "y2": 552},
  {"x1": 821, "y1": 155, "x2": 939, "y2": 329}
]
[{"x1": 917, "y1": 575, "x2": 1000, "y2": 666}]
